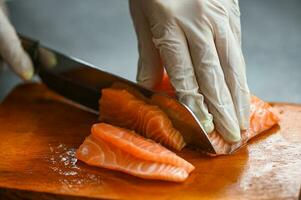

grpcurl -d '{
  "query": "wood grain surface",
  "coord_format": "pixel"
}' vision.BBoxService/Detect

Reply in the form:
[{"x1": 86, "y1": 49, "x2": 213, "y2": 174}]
[{"x1": 0, "y1": 83, "x2": 300, "y2": 200}]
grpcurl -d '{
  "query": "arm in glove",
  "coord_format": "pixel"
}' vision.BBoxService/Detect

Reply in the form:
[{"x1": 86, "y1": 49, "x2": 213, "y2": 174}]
[
  {"x1": 0, "y1": 1, "x2": 33, "y2": 80},
  {"x1": 129, "y1": 0, "x2": 250, "y2": 143}
]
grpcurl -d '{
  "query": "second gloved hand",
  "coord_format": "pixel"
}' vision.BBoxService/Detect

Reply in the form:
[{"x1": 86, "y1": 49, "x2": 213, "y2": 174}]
[
  {"x1": 130, "y1": 0, "x2": 251, "y2": 143},
  {"x1": 0, "y1": 2, "x2": 33, "y2": 80}
]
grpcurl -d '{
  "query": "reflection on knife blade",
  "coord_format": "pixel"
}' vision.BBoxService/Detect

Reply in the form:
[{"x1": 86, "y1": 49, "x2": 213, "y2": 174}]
[{"x1": 19, "y1": 34, "x2": 216, "y2": 154}]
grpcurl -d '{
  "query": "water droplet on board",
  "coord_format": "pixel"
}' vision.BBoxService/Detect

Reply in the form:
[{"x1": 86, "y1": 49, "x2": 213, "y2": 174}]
[{"x1": 47, "y1": 143, "x2": 104, "y2": 191}]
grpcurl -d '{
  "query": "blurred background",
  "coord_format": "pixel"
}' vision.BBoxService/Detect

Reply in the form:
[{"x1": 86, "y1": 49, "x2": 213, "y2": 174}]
[{"x1": 0, "y1": 0, "x2": 300, "y2": 103}]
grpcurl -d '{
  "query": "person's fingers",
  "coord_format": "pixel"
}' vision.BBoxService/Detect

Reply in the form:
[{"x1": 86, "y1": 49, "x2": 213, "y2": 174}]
[
  {"x1": 129, "y1": 0, "x2": 163, "y2": 89},
  {"x1": 214, "y1": 3, "x2": 251, "y2": 131},
  {"x1": 0, "y1": 7, "x2": 33, "y2": 80},
  {"x1": 182, "y1": 17, "x2": 241, "y2": 143},
  {"x1": 142, "y1": 2, "x2": 214, "y2": 134}
]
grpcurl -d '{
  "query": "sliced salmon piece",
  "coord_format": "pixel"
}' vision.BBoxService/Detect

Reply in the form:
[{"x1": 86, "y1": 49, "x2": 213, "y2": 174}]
[
  {"x1": 76, "y1": 123, "x2": 194, "y2": 182},
  {"x1": 99, "y1": 88, "x2": 185, "y2": 151},
  {"x1": 249, "y1": 96, "x2": 280, "y2": 134},
  {"x1": 91, "y1": 123, "x2": 194, "y2": 173}
]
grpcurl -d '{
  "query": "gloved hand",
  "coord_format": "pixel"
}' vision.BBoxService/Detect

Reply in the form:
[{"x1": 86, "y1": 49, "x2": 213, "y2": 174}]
[
  {"x1": 0, "y1": 1, "x2": 33, "y2": 80},
  {"x1": 129, "y1": 0, "x2": 250, "y2": 143}
]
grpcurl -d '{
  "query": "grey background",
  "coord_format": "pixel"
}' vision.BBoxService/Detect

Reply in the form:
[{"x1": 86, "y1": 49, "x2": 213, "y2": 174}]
[{"x1": 0, "y1": 0, "x2": 300, "y2": 103}]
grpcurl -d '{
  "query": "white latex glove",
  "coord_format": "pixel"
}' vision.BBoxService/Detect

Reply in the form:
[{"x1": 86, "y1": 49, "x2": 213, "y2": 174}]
[
  {"x1": 129, "y1": 0, "x2": 250, "y2": 143},
  {"x1": 0, "y1": 1, "x2": 33, "y2": 80}
]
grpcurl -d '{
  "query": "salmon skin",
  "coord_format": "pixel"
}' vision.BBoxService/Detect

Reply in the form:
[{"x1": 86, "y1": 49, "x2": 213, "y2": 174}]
[
  {"x1": 153, "y1": 73, "x2": 280, "y2": 154},
  {"x1": 76, "y1": 123, "x2": 194, "y2": 182},
  {"x1": 99, "y1": 88, "x2": 186, "y2": 151}
]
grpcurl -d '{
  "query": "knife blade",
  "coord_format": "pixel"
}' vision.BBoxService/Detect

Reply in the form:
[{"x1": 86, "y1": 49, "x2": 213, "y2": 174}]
[{"x1": 20, "y1": 34, "x2": 217, "y2": 154}]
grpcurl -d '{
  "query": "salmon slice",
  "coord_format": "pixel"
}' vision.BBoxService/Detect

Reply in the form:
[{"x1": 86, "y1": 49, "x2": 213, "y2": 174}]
[
  {"x1": 99, "y1": 88, "x2": 185, "y2": 151},
  {"x1": 249, "y1": 96, "x2": 279, "y2": 134},
  {"x1": 91, "y1": 123, "x2": 194, "y2": 173},
  {"x1": 152, "y1": 72, "x2": 280, "y2": 154},
  {"x1": 76, "y1": 123, "x2": 194, "y2": 182}
]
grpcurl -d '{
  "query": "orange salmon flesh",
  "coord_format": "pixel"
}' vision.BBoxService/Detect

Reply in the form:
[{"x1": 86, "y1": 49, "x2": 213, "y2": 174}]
[
  {"x1": 76, "y1": 123, "x2": 194, "y2": 182},
  {"x1": 99, "y1": 88, "x2": 186, "y2": 151}
]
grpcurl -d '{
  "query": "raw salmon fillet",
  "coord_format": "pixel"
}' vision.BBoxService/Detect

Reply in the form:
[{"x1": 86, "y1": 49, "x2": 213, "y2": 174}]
[
  {"x1": 153, "y1": 73, "x2": 280, "y2": 154},
  {"x1": 208, "y1": 95, "x2": 280, "y2": 154},
  {"x1": 99, "y1": 88, "x2": 185, "y2": 151},
  {"x1": 76, "y1": 123, "x2": 194, "y2": 182}
]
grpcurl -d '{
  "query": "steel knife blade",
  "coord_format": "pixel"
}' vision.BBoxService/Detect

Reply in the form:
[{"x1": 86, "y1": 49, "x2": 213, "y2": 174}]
[{"x1": 20, "y1": 34, "x2": 217, "y2": 154}]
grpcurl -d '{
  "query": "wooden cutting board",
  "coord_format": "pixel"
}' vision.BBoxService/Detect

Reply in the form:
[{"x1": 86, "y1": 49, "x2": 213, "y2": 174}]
[{"x1": 0, "y1": 83, "x2": 300, "y2": 200}]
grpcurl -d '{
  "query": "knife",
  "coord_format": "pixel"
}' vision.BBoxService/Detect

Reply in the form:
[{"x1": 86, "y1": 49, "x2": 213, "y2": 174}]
[{"x1": 20, "y1": 34, "x2": 217, "y2": 154}]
